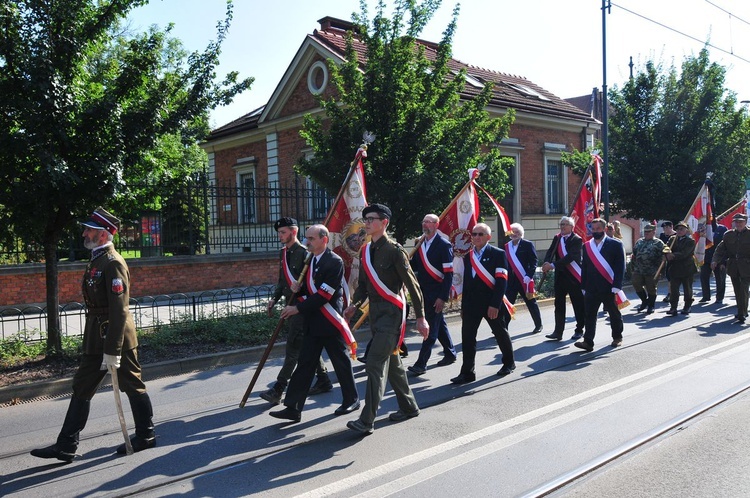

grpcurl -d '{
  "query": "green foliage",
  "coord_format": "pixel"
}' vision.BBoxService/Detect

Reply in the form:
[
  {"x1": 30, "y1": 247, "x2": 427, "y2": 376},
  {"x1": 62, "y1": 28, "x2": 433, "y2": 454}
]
[
  {"x1": 0, "y1": 331, "x2": 80, "y2": 367},
  {"x1": 561, "y1": 142, "x2": 601, "y2": 177},
  {"x1": 608, "y1": 48, "x2": 750, "y2": 221},
  {"x1": 138, "y1": 310, "x2": 281, "y2": 354},
  {"x1": 298, "y1": 0, "x2": 514, "y2": 242},
  {"x1": 0, "y1": 0, "x2": 252, "y2": 354}
]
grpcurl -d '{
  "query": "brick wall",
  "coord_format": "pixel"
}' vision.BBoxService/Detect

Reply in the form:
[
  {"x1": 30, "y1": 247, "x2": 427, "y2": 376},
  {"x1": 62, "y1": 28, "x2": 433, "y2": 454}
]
[{"x1": 0, "y1": 253, "x2": 278, "y2": 307}]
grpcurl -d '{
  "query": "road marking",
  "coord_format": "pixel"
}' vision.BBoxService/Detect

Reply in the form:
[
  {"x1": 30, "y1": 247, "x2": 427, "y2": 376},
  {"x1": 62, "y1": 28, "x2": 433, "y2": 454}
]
[{"x1": 295, "y1": 332, "x2": 750, "y2": 497}]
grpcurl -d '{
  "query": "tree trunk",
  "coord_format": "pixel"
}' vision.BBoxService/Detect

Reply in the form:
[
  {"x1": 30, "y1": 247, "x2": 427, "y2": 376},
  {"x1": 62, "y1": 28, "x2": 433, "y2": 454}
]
[{"x1": 44, "y1": 238, "x2": 62, "y2": 357}]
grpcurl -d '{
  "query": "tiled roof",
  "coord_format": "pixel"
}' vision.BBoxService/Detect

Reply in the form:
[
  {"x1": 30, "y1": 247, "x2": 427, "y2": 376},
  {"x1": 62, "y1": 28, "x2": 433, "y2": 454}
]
[{"x1": 207, "y1": 16, "x2": 596, "y2": 140}]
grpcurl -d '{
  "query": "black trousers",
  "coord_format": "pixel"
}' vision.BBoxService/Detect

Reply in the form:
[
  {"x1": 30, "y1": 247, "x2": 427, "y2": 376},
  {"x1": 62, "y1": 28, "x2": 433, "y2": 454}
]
[
  {"x1": 582, "y1": 291, "x2": 623, "y2": 346},
  {"x1": 553, "y1": 271, "x2": 585, "y2": 335},
  {"x1": 284, "y1": 333, "x2": 358, "y2": 412},
  {"x1": 460, "y1": 307, "x2": 514, "y2": 375}
]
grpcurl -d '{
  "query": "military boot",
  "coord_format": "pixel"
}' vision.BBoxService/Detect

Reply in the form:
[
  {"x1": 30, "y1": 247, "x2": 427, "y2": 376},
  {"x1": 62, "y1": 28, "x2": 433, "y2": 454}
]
[
  {"x1": 117, "y1": 392, "x2": 156, "y2": 454},
  {"x1": 635, "y1": 291, "x2": 648, "y2": 312},
  {"x1": 681, "y1": 299, "x2": 693, "y2": 315},
  {"x1": 646, "y1": 295, "x2": 656, "y2": 314},
  {"x1": 260, "y1": 381, "x2": 286, "y2": 405},
  {"x1": 31, "y1": 397, "x2": 90, "y2": 463}
]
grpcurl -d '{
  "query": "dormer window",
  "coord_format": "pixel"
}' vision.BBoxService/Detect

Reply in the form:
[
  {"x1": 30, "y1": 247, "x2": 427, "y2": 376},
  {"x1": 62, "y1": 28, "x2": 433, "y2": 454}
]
[{"x1": 507, "y1": 82, "x2": 550, "y2": 101}]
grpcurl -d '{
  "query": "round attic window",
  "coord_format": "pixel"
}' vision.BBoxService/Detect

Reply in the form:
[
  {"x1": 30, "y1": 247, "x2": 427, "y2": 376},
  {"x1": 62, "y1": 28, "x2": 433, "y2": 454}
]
[{"x1": 307, "y1": 61, "x2": 328, "y2": 95}]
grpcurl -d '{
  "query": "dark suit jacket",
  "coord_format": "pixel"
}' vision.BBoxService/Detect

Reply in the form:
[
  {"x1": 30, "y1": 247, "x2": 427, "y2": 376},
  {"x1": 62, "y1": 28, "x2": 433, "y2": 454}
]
[
  {"x1": 296, "y1": 248, "x2": 345, "y2": 337},
  {"x1": 462, "y1": 244, "x2": 508, "y2": 315},
  {"x1": 544, "y1": 233, "x2": 583, "y2": 279},
  {"x1": 505, "y1": 238, "x2": 538, "y2": 296},
  {"x1": 667, "y1": 235, "x2": 697, "y2": 277},
  {"x1": 581, "y1": 236, "x2": 625, "y2": 294},
  {"x1": 410, "y1": 234, "x2": 453, "y2": 302}
]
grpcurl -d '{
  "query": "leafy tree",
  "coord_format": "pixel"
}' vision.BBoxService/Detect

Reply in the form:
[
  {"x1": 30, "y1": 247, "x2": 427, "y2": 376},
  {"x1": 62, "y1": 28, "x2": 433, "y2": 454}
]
[
  {"x1": 0, "y1": 0, "x2": 252, "y2": 355},
  {"x1": 608, "y1": 48, "x2": 750, "y2": 221},
  {"x1": 298, "y1": 0, "x2": 514, "y2": 243}
]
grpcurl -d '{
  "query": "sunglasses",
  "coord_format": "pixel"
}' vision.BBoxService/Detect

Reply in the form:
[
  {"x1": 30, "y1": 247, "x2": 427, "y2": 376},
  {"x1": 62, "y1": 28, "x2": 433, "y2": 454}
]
[{"x1": 471, "y1": 232, "x2": 487, "y2": 237}]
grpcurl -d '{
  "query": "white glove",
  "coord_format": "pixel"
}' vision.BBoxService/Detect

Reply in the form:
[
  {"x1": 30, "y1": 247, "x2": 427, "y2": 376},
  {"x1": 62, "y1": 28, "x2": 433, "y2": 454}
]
[
  {"x1": 523, "y1": 276, "x2": 532, "y2": 284},
  {"x1": 101, "y1": 353, "x2": 121, "y2": 371},
  {"x1": 612, "y1": 287, "x2": 621, "y2": 294}
]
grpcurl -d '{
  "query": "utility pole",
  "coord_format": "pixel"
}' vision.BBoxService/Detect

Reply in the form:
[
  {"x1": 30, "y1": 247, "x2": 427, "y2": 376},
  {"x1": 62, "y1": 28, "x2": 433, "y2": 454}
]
[{"x1": 602, "y1": 0, "x2": 611, "y2": 220}]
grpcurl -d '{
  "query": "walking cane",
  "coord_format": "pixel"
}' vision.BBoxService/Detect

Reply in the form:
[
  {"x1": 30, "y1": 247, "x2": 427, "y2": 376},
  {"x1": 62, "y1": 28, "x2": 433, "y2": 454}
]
[
  {"x1": 239, "y1": 253, "x2": 314, "y2": 408},
  {"x1": 108, "y1": 365, "x2": 133, "y2": 455}
]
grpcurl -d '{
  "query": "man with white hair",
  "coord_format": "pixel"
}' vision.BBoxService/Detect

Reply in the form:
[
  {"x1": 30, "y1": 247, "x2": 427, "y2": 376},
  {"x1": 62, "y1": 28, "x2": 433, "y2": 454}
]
[
  {"x1": 542, "y1": 216, "x2": 585, "y2": 341},
  {"x1": 451, "y1": 223, "x2": 515, "y2": 384},
  {"x1": 505, "y1": 223, "x2": 543, "y2": 334}
]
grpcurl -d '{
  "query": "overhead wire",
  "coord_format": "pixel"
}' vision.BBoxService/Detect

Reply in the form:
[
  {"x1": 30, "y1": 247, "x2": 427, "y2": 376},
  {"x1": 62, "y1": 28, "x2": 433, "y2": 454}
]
[{"x1": 610, "y1": 1, "x2": 750, "y2": 65}]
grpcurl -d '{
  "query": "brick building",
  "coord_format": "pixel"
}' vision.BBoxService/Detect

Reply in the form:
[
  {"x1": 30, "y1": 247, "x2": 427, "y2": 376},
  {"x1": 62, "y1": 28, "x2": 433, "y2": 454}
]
[{"x1": 201, "y1": 16, "x2": 600, "y2": 253}]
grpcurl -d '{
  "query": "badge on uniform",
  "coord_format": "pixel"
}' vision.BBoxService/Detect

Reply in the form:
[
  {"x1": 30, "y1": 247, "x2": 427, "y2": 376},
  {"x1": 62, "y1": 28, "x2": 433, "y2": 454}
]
[{"x1": 111, "y1": 278, "x2": 124, "y2": 295}]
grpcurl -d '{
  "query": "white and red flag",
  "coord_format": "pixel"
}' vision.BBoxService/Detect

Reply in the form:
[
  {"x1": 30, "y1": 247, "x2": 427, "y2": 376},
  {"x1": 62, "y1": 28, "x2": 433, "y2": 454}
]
[
  {"x1": 437, "y1": 169, "x2": 480, "y2": 299},
  {"x1": 716, "y1": 197, "x2": 747, "y2": 230},
  {"x1": 474, "y1": 182, "x2": 512, "y2": 236},
  {"x1": 685, "y1": 179, "x2": 715, "y2": 266},
  {"x1": 570, "y1": 153, "x2": 602, "y2": 241},
  {"x1": 325, "y1": 145, "x2": 369, "y2": 301}
]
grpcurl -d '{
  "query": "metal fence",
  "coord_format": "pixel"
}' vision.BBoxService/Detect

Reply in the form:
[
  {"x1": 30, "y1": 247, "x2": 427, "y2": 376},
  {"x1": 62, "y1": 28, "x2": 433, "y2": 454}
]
[
  {"x1": 1, "y1": 177, "x2": 335, "y2": 264},
  {"x1": 0, "y1": 286, "x2": 276, "y2": 342}
]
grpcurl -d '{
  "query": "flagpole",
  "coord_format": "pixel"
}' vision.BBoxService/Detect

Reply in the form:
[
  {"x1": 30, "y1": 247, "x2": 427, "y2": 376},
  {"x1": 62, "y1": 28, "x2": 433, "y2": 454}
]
[{"x1": 716, "y1": 196, "x2": 746, "y2": 221}]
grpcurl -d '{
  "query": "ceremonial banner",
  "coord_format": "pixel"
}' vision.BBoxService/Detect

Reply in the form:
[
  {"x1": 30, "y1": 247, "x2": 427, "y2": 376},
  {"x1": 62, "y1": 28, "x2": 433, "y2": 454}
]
[
  {"x1": 716, "y1": 197, "x2": 747, "y2": 230},
  {"x1": 474, "y1": 182, "x2": 512, "y2": 236},
  {"x1": 326, "y1": 146, "x2": 369, "y2": 299},
  {"x1": 437, "y1": 169, "x2": 480, "y2": 298},
  {"x1": 685, "y1": 179, "x2": 715, "y2": 266},
  {"x1": 570, "y1": 154, "x2": 602, "y2": 241}
]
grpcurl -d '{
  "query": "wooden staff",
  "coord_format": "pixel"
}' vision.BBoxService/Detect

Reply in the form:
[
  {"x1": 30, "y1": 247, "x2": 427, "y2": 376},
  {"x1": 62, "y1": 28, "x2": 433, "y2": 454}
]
[
  {"x1": 108, "y1": 365, "x2": 133, "y2": 455},
  {"x1": 239, "y1": 253, "x2": 313, "y2": 408},
  {"x1": 653, "y1": 186, "x2": 705, "y2": 280}
]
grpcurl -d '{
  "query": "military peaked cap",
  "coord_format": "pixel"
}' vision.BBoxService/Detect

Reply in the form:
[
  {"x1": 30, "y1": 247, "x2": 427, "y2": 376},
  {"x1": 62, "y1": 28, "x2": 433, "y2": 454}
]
[
  {"x1": 643, "y1": 224, "x2": 656, "y2": 232},
  {"x1": 732, "y1": 213, "x2": 748, "y2": 221},
  {"x1": 674, "y1": 221, "x2": 689, "y2": 229},
  {"x1": 81, "y1": 207, "x2": 120, "y2": 235}
]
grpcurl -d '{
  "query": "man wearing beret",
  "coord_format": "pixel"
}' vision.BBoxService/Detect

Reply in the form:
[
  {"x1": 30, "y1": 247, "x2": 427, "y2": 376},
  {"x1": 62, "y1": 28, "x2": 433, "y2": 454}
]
[
  {"x1": 712, "y1": 213, "x2": 750, "y2": 323},
  {"x1": 631, "y1": 224, "x2": 665, "y2": 314},
  {"x1": 31, "y1": 207, "x2": 156, "y2": 462},
  {"x1": 665, "y1": 221, "x2": 697, "y2": 316},
  {"x1": 344, "y1": 203, "x2": 429, "y2": 435},
  {"x1": 262, "y1": 217, "x2": 332, "y2": 405}
]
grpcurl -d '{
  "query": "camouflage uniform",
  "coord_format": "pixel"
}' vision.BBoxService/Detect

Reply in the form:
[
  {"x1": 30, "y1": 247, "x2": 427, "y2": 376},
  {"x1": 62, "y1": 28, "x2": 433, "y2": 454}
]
[{"x1": 631, "y1": 235, "x2": 665, "y2": 313}]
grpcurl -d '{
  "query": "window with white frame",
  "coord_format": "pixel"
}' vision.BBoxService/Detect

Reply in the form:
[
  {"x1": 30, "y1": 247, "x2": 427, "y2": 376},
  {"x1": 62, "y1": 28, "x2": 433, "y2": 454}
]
[{"x1": 545, "y1": 157, "x2": 565, "y2": 215}]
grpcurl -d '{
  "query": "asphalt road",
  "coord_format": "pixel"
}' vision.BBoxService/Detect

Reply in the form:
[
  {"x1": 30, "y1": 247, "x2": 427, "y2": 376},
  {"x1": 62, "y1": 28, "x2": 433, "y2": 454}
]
[{"x1": 3, "y1": 279, "x2": 750, "y2": 497}]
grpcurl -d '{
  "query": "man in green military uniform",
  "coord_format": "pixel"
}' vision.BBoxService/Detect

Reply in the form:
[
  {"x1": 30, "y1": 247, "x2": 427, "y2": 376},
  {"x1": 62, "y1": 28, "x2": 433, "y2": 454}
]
[
  {"x1": 344, "y1": 203, "x2": 429, "y2": 435},
  {"x1": 712, "y1": 212, "x2": 750, "y2": 323},
  {"x1": 631, "y1": 224, "x2": 665, "y2": 314},
  {"x1": 261, "y1": 217, "x2": 332, "y2": 405},
  {"x1": 665, "y1": 221, "x2": 697, "y2": 316},
  {"x1": 31, "y1": 207, "x2": 155, "y2": 462}
]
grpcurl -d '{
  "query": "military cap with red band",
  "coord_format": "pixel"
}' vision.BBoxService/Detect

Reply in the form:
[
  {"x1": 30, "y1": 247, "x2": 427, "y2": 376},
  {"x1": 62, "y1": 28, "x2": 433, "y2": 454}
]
[{"x1": 81, "y1": 207, "x2": 120, "y2": 235}]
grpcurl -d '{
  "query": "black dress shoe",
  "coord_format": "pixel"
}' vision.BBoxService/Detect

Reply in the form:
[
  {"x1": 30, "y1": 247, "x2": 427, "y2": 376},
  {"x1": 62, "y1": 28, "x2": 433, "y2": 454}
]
[
  {"x1": 532, "y1": 326, "x2": 543, "y2": 334},
  {"x1": 699, "y1": 297, "x2": 710, "y2": 303},
  {"x1": 497, "y1": 364, "x2": 516, "y2": 377},
  {"x1": 450, "y1": 373, "x2": 476, "y2": 384},
  {"x1": 269, "y1": 407, "x2": 301, "y2": 422},
  {"x1": 611, "y1": 338, "x2": 623, "y2": 347},
  {"x1": 117, "y1": 435, "x2": 156, "y2": 454},
  {"x1": 545, "y1": 333, "x2": 563, "y2": 340},
  {"x1": 389, "y1": 409, "x2": 420, "y2": 422},
  {"x1": 357, "y1": 356, "x2": 367, "y2": 364},
  {"x1": 347, "y1": 419, "x2": 374, "y2": 435},
  {"x1": 436, "y1": 356, "x2": 457, "y2": 366},
  {"x1": 30, "y1": 444, "x2": 76, "y2": 463},
  {"x1": 334, "y1": 399, "x2": 361, "y2": 416},
  {"x1": 571, "y1": 332, "x2": 584, "y2": 340},
  {"x1": 407, "y1": 365, "x2": 426, "y2": 375},
  {"x1": 665, "y1": 308, "x2": 678, "y2": 316},
  {"x1": 574, "y1": 341, "x2": 594, "y2": 352}
]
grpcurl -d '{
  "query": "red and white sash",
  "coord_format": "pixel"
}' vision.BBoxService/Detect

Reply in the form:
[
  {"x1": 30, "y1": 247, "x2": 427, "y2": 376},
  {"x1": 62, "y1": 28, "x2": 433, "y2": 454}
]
[
  {"x1": 470, "y1": 250, "x2": 516, "y2": 318},
  {"x1": 583, "y1": 240, "x2": 630, "y2": 309},
  {"x1": 418, "y1": 241, "x2": 445, "y2": 283},
  {"x1": 505, "y1": 242, "x2": 535, "y2": 295},
  {"x1": 362, "y1": 242, "x2": 408, "y2": 351},
  {"x1": 306, "y1": 259, "x2": 357, "y2": 357},
  {"x1": 556, "y1": 235, "x2": 582, "y2": 283},
  {"x1": 282, "y1": 247, "x2": 305, "y2": 302}
]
